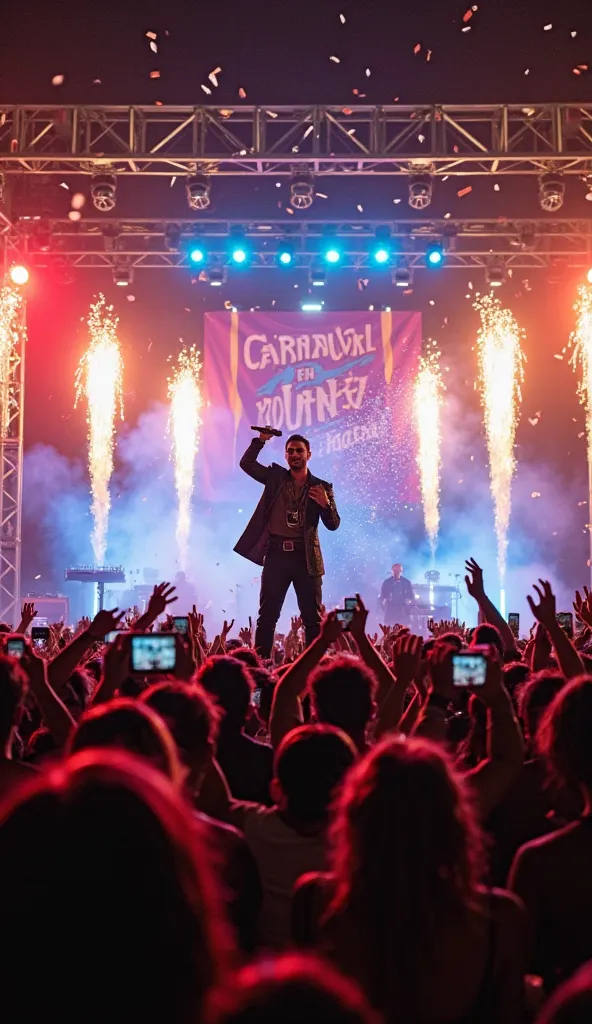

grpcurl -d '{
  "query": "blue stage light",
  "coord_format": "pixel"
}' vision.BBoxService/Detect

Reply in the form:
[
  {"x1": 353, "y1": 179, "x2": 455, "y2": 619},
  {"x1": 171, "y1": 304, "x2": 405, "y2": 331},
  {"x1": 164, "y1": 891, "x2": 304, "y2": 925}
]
[
  {"x1": 426, "y1": 243, "x2": 444, "y2": 267},
  {"x1": 324, "y1": 246, "x2": 342, "y2": 265},
  {"x1": 277, "y1": 242, "x2": 295, "y2": 266},
  {"x1": 231, "y1": 245, "x2": 248, "y2": 265},
  {"x1": 189, "y1": 245, "x2": 206, "y2": 265},
  {"x1": 301, "y1": 300, "x2": 324, "y2": 312},
  {"x1": 372, "y1": 245, "x2": 391, "y2": 265}
]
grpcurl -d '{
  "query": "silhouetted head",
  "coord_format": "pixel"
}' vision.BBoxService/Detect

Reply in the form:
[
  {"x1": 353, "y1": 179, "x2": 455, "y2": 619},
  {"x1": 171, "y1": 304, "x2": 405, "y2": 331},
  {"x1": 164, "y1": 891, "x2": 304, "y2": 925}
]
[
  {"x1": 518, "y1": 670, "x2": 564, "y2": 744},
  {"x1": 391, "y1": 564, "x2": 403, "y2": 579},
  {"x1": 0, "y1": 750, "x2": 230, "y2": 1024},
  {"x1": 142, "y1": 680, "x2": 220, "y2": 784},
  {"x1": 198, "y1": 656, "x2": 254, "y2": 731},
  {"x1": 206, "y1": 953, "x2": 379, "y2": 1024},
  {"x1": 273, "y1": 725, "x2": 356, "y2": 825},
  {"x1": 309, "y1": 655, "x2": 376, "y2": 747},
  {"x1": 69, "y1": 699, "x2": 181, "y2": 785},
  {"x1": 538, "y1": 675, "x2": 592, "y2": 793}
]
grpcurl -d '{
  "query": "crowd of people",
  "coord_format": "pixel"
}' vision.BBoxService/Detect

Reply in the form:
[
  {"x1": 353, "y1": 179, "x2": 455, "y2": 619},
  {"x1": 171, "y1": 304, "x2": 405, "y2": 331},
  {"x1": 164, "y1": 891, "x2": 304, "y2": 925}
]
[{"x1": 2, "y1": 560, "x2": 592, "y2": 1021}]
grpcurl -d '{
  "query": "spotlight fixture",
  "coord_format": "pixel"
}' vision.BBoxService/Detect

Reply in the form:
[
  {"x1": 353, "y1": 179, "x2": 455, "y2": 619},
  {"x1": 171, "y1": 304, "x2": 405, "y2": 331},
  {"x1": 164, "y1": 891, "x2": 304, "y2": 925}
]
[
  {"x1": 113, "y1": 263, "x2": 133, "y2": 287},
  {"x1": 186, "y1": 173, "x2": 211, "y2": 211},
  {"x1": 188, "y1": 242, "x2": 207, "y2": 265},
  {"x1": 512, "y1": 224, "x2": 536, "y2": 251},
  {"x1": 408, "y1": 173, "x2": 433, "y2": 211},
  {"x1": 165, "y1": 224, "x2": 182, "y2": 251},
  {"x1": 310, "y1": 265, "x2": 327, "y2": 287},
  {"x1": 301, "y1": 299, "x2": 324, "y2": 312},
  {"x1": 289, "y1": 171, "x2": 315, "y2": 210},
  {"x1": 277, "y1": 240, "x2": 296, "y2": 266},
  {"x1": 393, "y1": 263, "x2": 412, "y2": 288},
  {"x1": 8, "y1": 264, "x2": 29, "y2": 287},
  {"x1": 320, "y1": 234, "x2": 342, "y2": 265},
  {"x1": 370, "y1": 228, "x2": 392, "y2": 266},
  {"x1": 208, "y1": 266, "x2": 225, "y2": 287},
  {"x1": 91, "y1": 172, "x2": 117, "y2": 212},
  {"x1": 485, "y1": 259, "x2": 506, "y2": 288},
  {"x1": 425, "y1": 242, "x2": 444, "y2": 268},
  {"x1": 539, "y1": 173, "x2": 565, "y2": 212}
]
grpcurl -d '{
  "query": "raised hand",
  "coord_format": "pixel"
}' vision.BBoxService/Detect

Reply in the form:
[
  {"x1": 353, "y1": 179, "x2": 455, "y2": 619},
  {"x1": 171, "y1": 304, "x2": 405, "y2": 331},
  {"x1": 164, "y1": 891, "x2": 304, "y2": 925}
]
[
  {"x1": 290, "y1": 615, "x2": 303, "y2": 635},
  {"x1": 465, "y1": 557, "x2": 486, "y2": 601},
  {"x1": 17, "y1": 602, "x2": 37, "y2": 633},
  {"x1": 320, "y1": 609, "x2": 345, "y2": 645},
  {"x1": 392, "y1": 633, "x2": 423, "y2": 686},
  {"x1": 379, "y1": 623, "x2": 391, "y2": 636},
  {"x1": 87, "y1": 607, "x2": 126, "y2": 641},
  {"x1": 308, "y1": 484, "x2": 329, "y2": 509},
  {"x1": 349, "y1": 594, "x2": 369, "y2": 642},
  {"x1": 574, "y1": 587, "x2": 592, "y2": 627},
  {"x1": 238, "y1": 618, "x2": 253, "y2": 646},
  {"x1": 527, "y1": 579, "x2": 557, "y2": 630},
  {"x1": 146, "y1": 582, "x2": 177, "y2": 620},
  {"x1": 221, "y1": 618, "x2": 235, "y2": 639}
]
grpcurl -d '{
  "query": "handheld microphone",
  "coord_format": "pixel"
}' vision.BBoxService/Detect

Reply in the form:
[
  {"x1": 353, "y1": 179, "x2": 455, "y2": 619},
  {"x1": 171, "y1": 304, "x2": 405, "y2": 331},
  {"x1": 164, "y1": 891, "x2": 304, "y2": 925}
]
[{"x1": 250, "y1": 425, "x2": 283, "y2": 437}]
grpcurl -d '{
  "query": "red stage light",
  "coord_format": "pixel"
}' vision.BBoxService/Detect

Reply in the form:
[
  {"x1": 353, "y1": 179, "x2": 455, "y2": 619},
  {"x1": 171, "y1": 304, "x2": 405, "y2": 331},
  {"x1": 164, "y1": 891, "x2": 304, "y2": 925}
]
[{"x1": 9, "y1": 264, "x2": 29, "y2": 286}]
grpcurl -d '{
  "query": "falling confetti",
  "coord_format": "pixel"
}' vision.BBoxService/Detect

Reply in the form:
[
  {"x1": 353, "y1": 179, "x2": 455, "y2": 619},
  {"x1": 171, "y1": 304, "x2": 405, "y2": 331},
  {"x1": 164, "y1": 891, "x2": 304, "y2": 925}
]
[
  {"x1": 149, "y1": 41, "x2": 158, "y2": 53},
  {"x1": 150, "y1": 70, "x2": 161, "y2": 79},
  {"x1": 413, "y1": 44, "x2": 421, "y2": 54},
  {"x1": 168, "y1": 346, "x2": 203, "y2": 570},
  {"x1": 463, "y1": 9, "x2": 473, "y2": 21},
  {"x1": 414, "y1": 345, "x2": 445, "y2": 557},
  {"x1": 51, "y1": 75, "x2": 65, "y2": 86},
  {"x1": 201, "y1": 84, "x2": 212, "y2": 95},
  {"x1": 340, "y1": 13, "x2": 346, "y2": 23},
  {"x1": 571, "y1": 31, "x2": 578, "y2": 38},
  {"x1": 457, "y1": 186, "x2": 472, "y2": 197},
  {"x1": 531, "y1": 492, "x2": 541, "y2": 499},
  {"x1": 462, "y1": 26, "x2": 471, "y2": 33},
  {"x1": 238, "y1": 87, "x2": 247, "y2": 98},
  {"x1": 75, "y1": 296, "x2": 124, "y2": 564},
  {"x1": 330, "y1": 56, "x2": 341, "y2": 63},
  {"x1": 68, "y1": 210, "x2": 81, "y2": 222},
  {"x1": 208, "y1": 72, "x2": 219, "y2": 87},
  {"x1": 494, "y1": 183, "x2": 501, "y2": 191},
  {"x1": 475, "y1": 294, "x2": 525, "y2": 584},
  {"x1": 145, "y1": 31, "x2": 157, "y2": 40},
  {"x1": 543, "y1": 24, "x2": 553, "y2": 31},
  {"x1": 365, "y1": 68, "x2": 371, "y2": 77}
]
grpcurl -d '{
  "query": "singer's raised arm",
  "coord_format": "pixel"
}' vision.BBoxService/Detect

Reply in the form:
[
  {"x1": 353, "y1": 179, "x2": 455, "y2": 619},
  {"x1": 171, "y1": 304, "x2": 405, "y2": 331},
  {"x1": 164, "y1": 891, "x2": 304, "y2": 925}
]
[{"x1": 239, "y1": 437, "x2": 270, "y2": 484}]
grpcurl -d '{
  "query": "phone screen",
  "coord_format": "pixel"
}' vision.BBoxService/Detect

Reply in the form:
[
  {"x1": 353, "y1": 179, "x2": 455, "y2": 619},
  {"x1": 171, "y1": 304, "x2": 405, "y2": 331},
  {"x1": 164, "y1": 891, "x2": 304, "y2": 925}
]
[
  {"x1": 131, "y1": 634, "x2": 176, "y2": 673},
  {"x1": 31, "y1": 626, "x2": 49, "y2": 650},
  {"x1": 251, "y1": 687, "x2": 262, "y2": 707},
  {"x1": 452, "y1": 652, "x2": 487, "y2": 687},
  {"x1": 508, "y1": 613, "x2": 520, "y2": 639},
  {"x1": 344, "y1": 598, "x2": 358, "y2": 611},
  {"x1": 336, "y1": 609, "x2": 354, "y2": 629},
  {"x1": 6, "y1": 638, "x2": 25, "y2": 659},
  {"x1": 173, "y1": 616, "x2": 189, "y2": 635},
  {"x1": 556, "y1": 612, "x2": 574, "y2": 639}
]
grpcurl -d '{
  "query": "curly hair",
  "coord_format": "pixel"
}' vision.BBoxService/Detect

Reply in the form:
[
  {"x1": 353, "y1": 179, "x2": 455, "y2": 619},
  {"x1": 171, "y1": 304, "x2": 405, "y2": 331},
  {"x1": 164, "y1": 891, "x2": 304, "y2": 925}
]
[{"x1": 326, "y1": 735, "x2": 486, "y2": 1016}]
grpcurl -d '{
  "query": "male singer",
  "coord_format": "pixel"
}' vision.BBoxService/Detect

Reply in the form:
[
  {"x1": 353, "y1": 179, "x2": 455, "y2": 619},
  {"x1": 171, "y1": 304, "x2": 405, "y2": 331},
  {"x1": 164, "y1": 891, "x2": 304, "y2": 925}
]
[{"x1": 234, "y1": 429, "x2": 341, "y2": 658}]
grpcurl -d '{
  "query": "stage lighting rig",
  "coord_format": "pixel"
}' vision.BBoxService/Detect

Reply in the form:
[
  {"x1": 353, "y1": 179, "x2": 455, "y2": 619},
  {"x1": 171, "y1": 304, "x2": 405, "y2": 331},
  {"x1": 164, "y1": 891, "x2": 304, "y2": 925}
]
[
  {"x1": 277, "y1": 241, "x2": 296, "y2": 266},
  {"x1": 393, "y1": 263, "x2": 412, "y2": 288},
  {"x1": 188, "y1": 242, "x2": 207, "y2": 265},
  {"x1": 113, "y1": 262, "x2": 133, "y2": 287},
  {"x1": 301, "y1": 299, "x2": 324, "y2": 312},
  {"x1": 229, "y1": 229, "x2": 251, "y2": 266},
  {"x1": 426, "y1": 242, "x2": 444, "y2": 268},
  {"x1": 186, "y1": 173, "x2": 211, "y2": 211},
  {"x1": 539, "y1": 173, "x2": 565, "y2": 212},
  {"x1": 485, "y1": 259, "x2": 506, "y2": 288},
  {"x1": 290, "y1": 171, "x2": 315, "y2": 210},
  {"x1": 90, "y1": 172, "x2": 117, "y2": 212},
  {"x1": 8, "y1": 265, "x2": 29, "y2": 287},
  {"x1": 408, "y1": 173, "x2": 433, "y2": 211},
  {"x1": 320, "y1": 232, "x2": 342, "y2": 266},
  {"x1": 310, "y1": 265, "x2": 327, "y2": 287},
  {"x1": 165, "y1": 224, "x2": 182, "y2": 251},
  {"x1": 370, "y1": 228, "x2": 393, "y2": 266}
]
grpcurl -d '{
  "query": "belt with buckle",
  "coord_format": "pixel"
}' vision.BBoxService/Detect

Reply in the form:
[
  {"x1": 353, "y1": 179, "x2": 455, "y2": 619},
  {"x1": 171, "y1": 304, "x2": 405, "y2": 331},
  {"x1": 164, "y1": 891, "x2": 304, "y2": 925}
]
[{"x1": 270, "y1": 537, "x2": 304, "y2": 553}]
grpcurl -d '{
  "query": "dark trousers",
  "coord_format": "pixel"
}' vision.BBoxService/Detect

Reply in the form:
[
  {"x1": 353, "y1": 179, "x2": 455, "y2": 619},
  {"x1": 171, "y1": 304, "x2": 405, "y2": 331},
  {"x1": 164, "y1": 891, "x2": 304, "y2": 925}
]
[{"x1": 254, "y1": 543, "x2": 322, "y2": 658}]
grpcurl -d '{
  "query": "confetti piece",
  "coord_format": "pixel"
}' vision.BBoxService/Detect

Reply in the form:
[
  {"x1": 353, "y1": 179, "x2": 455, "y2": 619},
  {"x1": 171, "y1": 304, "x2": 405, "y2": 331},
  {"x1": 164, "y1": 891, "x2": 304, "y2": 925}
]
[
  {"x1": 303, "y1": 125, "x2": 314, "y2": 138},
  {"x1": 275, "y1": 182, "x2": 281, "y2": 187},
  {"x1": 571, "y1": 30, "x2": 577, "y2": 38},
  {"x1": 578, "y1": 64, "x2": 589, "y2": 70},
  {"x1": 126, "y1": 295, "x2": 136, "y2": 302},
  {"x1": 528, "y1": 417, "x2": 540, "y2": 426},
  {"x1": 170, "y1": 176, "x2": 177, "y2": 186},
  {"x1": 429, "y1": 300, "x2": 435, "y2": 306},
  {"x1": 155, "y1": 100, "x2": 163, "y2": 106},
  {"x1": 71, "y1": 192, "x2": 86, "y2": 209},
  {"x1": 365, "y1": 68, "x2": 371, "y2": 77},
  {"x1": 208, "y1": 72, "x2": 219, "y2": 87},
  {"x1": 418, "y1": 134, "x2": 425, "y2": 143},
  {"x1": 92, "y1": 79, "x2": 102, "y2": 85},
  {"x1": 457, "y1": 185, "x2": 472, "y2": 197},
  {"x1": 52, "y1": 74, "x2": 65, "y2": 86},
  {"x1": 330, "y1": 56, "x2": 341, "y2": 63},
  {"x1": 531, "y1": 492, "x2": 541, "y2": 499},
  {"x1": 201, "y1": 84, "x2": 212, "y2": 95},
  {"x1": 579, "y1": 431, "x2": 586, "y2": 439},
  {"x1": 265, "y1": 110, "x2": 278, "y2": 118},
  {"x1": 286, "y1": 207, "x2": 294, "y2": 215},
  {"x1": 573, "y1": 68, "x2": 582, "y2": 75},
  {"x1": 461, "y1": 26, "x2": 471, "y2": 33},
  {"x1": 150, "y1": 41, "x2": 158, "y2": 53},
  {"x1": 554, "y1": 353, "x2": 564, "y2": 360},
  {"x1": 352, "y1": 88, "x2": 359, "y2": 95},
  {"x1": 59, "y1": 182, "x2": 69, "y2": 190},
  {"x1": 238, "y1": 87, "x2": 247, "y2": 98},
  {"x1": 463, "y1": 8, "x2": 473, "y2": 21},
  {"x1": 357, "y1": 204, "x2": 363, "y2": 212},
  {"x1": 210, "y1": 66, "x2": 222, "y2": 76},
  {"x1": 219, "y1": 109, "x2": 233, "y2": 118},
  {"x1": 68, "y1": 210, "x2": 81, "y2": 222},
  {"x1": 413, "y1": 44, "x2": 421, "y2": 54},
  {"x1": 543, "y1": 23, "x2": 552, "y2": 30},
  {"x1": 150, "y1": 70, "x2": 161, "y2": 79},
  {"x1": 426, "y1": 50, "x2": 432, "y2": 61},
  {"x1": 493, "y1": 183, "x2": 501, "y2": 191},
  {"x1": 393, "y1": 198, "x2": 401, "y2": 204},
  {"x1": 316, "y1": 192, "x2": 328, "y2": 199},
  {"x1": 444, "y1": 212, "x2": 451, "y2": 218},
  {"x1": 340, "y1": 13, "x2": 346, "y2": 23},
  {"x1": 524, "y1": 68, "x2": 530, "y2": 75},
  {"x1": 342, "y1": 107, "x2": 353, "y2": 115},
  {"x1": 146, "y1": 31, "x2": 157, "y2": 40}
]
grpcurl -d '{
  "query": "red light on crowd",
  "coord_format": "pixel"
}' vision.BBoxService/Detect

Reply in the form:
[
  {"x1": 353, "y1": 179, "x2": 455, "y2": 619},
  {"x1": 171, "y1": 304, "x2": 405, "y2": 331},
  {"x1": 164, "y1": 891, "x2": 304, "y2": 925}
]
[{"x1": 9, "y1": 265, "x2": 29, "y2": 286}]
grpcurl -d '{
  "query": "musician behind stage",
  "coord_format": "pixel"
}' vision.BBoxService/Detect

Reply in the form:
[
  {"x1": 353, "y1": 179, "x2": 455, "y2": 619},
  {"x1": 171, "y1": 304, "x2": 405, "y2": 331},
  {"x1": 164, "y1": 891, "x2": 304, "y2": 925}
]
[{"x1": 378, "y1": 562, "x2": 415, "y2": 627}]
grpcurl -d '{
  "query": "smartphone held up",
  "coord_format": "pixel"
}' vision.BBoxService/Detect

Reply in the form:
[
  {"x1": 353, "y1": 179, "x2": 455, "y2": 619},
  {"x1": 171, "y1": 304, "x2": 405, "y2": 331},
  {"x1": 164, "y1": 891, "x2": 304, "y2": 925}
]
[{"x1": 452, "y1": 647, "x2": 489, "y2": 688}]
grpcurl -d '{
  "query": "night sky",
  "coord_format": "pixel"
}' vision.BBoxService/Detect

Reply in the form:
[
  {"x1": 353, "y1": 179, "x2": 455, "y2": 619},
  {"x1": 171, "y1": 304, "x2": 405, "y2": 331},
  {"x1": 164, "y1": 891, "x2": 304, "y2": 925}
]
[{"x1": 2, "y1": 0, "x2": 592, "y2": 604}]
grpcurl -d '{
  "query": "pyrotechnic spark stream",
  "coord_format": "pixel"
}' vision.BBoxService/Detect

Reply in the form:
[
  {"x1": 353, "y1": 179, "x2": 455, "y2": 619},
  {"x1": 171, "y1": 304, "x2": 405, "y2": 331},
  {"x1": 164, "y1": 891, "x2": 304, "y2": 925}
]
[
  {"x1": 168, "y1": 346, "x2": 203, "y2": 570},
  {"x1": 0, "y1": 284, "x2": 24, "y2": 433},
  {"x1": 569, "y1": 282, "x2": 592, "y2": 571},
  {"x1": 414, "y1": 344, "x2": 444, "y2": 557},
  {"x1": 75, "y1": 295, "x2": 123, "y2": 564},
  {"x1": 475, "y1": 294, "x2": 525, "y2": 583}
]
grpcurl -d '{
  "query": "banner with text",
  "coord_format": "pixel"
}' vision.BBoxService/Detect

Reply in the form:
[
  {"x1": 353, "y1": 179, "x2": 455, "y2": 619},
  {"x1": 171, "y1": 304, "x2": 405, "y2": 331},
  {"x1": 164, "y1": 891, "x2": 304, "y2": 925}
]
[{"x1": 202, "y1": 310, "x2": 421, "y2": 513}]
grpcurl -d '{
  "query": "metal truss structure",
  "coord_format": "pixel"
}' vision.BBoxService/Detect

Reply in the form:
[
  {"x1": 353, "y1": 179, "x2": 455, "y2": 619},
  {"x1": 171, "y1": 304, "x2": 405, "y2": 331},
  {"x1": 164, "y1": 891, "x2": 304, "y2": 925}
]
[
  {"x1": 4, "y1": 216, "x2": 592, "y2": 272},
  {"x1": 0, "y1": 228, "x2": 25, "y2": 625},
  {"x1": 1, "y1": 103, "x2": 592, "y2": 176}
]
